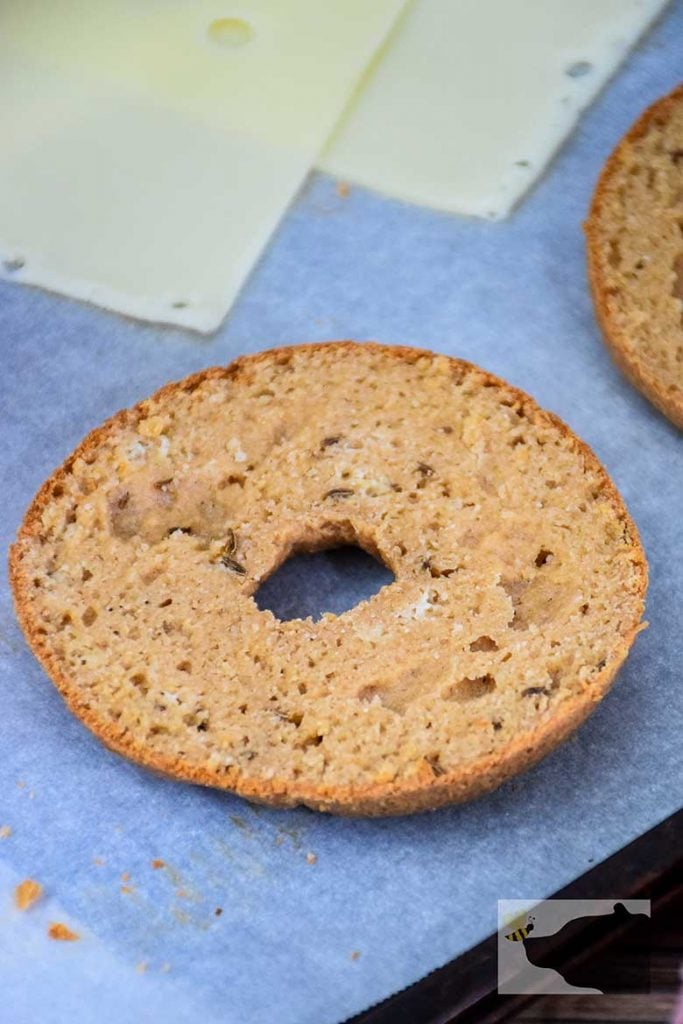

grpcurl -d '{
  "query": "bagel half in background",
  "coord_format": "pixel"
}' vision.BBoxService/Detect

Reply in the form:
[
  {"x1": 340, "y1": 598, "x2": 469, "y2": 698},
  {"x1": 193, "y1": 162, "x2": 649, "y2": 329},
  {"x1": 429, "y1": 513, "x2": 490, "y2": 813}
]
[{"x1": 586, "y1": 83, "x2": 683, "y2": 429}]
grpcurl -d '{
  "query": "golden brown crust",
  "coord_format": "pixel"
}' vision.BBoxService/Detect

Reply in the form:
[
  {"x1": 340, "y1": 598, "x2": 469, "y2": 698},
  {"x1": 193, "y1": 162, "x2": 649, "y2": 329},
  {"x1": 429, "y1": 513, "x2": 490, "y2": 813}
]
[
  {"x1": 9, "y1": 341, "x2": 648, "y2": 816},
  {"x1": 585, "y1": 83, "x2": 683, "y2": 430}
]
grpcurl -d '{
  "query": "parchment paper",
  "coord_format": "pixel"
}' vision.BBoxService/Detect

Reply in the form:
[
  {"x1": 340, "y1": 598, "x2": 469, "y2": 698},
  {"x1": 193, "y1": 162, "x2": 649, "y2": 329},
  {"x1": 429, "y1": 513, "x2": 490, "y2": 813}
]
[{"x1": 0, "y1": 5, "x2": 681, "y2": 1022}]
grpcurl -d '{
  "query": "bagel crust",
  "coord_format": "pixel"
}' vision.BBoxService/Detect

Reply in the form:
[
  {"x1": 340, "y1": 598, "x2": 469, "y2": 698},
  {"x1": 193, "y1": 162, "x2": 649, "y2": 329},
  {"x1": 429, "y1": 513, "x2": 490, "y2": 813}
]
[
  {"x1": 10, "y1": 342, "x2": 647, "y2": 815},
  {"x1": 586, "y1": 83, "x2": 683, "y2": 429}
]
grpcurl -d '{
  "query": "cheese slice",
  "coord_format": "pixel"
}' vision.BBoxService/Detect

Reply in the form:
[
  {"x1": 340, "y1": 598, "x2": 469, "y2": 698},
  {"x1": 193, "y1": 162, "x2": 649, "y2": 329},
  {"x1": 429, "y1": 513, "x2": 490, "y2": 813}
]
[
  {"x1": 319, "y1": 0, "x2": 668, "y2": 219},
  {"x1": 0, "y1": 1, "x2": 406, "y2": 332}
]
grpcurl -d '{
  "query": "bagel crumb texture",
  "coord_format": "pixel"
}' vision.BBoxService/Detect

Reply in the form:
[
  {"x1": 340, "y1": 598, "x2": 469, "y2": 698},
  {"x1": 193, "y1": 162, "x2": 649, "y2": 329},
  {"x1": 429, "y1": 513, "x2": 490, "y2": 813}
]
[
  {"x1": 586, "y1": 83, "x2": 683, "y2": 428},
  {"x1": 10, "y1": 342, "x2": 647, "y2": 815}
]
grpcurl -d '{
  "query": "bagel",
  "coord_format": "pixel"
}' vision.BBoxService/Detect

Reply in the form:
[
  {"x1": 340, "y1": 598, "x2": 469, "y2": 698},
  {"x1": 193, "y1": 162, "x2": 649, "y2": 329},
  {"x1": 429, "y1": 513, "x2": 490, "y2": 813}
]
[
  {"x1": 10, "y1": 342, "x2": 647, "y2": 815},
  {"x1": 586, "y1": 83, "x2": 683, "y2": 429}
]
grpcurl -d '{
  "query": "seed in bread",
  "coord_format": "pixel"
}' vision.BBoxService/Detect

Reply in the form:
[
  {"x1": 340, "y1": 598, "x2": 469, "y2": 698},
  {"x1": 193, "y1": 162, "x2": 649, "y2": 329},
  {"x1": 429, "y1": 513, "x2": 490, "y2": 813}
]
[
  {"x1": 10, "y1": 342, "x2": 647, "y2": 816},
  {"x1": 586, "y1": 83, "x2": 683, "y2": 428}
]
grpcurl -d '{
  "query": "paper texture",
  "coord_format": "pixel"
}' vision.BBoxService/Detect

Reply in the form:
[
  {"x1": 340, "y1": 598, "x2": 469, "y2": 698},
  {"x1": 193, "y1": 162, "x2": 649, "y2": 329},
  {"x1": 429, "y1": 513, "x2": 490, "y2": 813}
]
[{"x1": 0, "y1": 5, "x2": 681, "y2": 1022}]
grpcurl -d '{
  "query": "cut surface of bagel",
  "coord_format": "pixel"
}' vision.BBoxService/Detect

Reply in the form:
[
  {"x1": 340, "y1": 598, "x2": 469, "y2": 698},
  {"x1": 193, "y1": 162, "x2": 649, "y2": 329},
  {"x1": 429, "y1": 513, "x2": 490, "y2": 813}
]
[{"x1": 10, "y1": 342, "x2": 647, "y2": 815}]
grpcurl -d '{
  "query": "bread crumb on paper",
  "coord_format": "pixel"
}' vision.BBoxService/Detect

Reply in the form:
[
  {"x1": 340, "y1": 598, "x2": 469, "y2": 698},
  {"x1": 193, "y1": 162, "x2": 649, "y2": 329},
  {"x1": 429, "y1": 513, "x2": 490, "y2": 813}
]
[
  {"x1": 336, "y1": 181, "x2": 350, "y2": 198},
  {"x1": 350, "y1": 950, "x2": 361, "y2": 961},
  {"x1": 14, "y1": 879, "x2": 43, "y2": 910},
  {"x1": 136, "y1": 961, "x2": 148, "y2": 974},
  {"x1": 0, "y1": 825, "x2": 12, "y2": 840},
  {"x1": 306, "y1": 852, "x2": 317, "y2": 865},
  {"x1": 151, "y1": 859, "x2": 165, "y2": 870},
  {"x1": 48, "y1": 922, "x2": 79, "y2": 942}
]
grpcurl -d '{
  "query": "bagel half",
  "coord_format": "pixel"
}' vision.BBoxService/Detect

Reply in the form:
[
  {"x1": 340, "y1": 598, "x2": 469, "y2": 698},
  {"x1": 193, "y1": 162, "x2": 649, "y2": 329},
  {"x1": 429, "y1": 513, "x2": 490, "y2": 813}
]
[
  {"x1": 586, "y1": 83, "x2": 683, "y2": 429},
  {"x1": 10, "y1": 342, "x2": 647, "y2": 815}
]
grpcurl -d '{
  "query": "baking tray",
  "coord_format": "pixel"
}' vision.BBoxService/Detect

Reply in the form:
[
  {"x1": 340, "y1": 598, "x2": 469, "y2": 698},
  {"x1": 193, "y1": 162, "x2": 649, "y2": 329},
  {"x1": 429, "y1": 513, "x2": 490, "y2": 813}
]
[
  {"x1": 0, "y1": 5, "x2": 681, "y2": 1023},
  {"x1": 350, "y1": 810, "x2": 682, "y2": 1024}
]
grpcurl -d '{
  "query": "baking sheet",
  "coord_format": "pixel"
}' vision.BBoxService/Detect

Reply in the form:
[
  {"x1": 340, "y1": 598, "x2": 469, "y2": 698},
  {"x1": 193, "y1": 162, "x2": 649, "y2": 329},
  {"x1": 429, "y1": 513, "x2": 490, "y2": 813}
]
[{"x1": 1, "y1": 4, "x2": 681, "y2": 1022}]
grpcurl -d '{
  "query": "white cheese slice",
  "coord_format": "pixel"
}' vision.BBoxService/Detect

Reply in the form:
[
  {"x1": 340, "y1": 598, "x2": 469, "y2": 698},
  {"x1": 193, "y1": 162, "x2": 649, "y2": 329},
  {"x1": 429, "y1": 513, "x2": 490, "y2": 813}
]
[
  {"x1": 0, "y1": 1, "x2": 406, "y2": 332},
  {"x1": 319, "y1": 0, "x2": 668, "y2": 219}
]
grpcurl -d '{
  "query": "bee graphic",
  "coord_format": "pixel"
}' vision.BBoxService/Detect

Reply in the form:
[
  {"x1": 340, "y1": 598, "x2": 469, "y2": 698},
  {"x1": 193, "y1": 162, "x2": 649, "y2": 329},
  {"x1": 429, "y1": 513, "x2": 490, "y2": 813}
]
[{"x1": 505, "y1": 914, "x2": 535, "y2": 942}]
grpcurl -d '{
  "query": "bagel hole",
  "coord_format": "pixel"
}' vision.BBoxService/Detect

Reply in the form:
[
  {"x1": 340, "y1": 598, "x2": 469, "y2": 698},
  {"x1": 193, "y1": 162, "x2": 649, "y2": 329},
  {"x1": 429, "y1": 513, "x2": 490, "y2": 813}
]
[{"x1": 254, "y1": 543, "x2": 394, "y2": 622}]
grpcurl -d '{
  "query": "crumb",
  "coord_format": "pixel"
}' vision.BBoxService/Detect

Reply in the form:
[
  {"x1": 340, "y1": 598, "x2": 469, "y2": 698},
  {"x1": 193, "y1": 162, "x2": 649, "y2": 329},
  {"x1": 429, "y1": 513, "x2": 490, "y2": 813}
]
[
  {"x1": 120, "y1": 885, "x2": 133, "y2": 895},
  {"x1": 0, "y1": 825, "x2": 12, "y2": 840},
  {"x1": 48, "y1": 922, "x2": 79, "y2": 941},
  {"x1": 93, "y1": 857, "x2": 105, "y2": 867},
  {"x1": 151, "y1": 859, "x2": 165, "y2": 870},
  {"x1": 350, "y1": 950, "x2": 361, "y2": 961},
  {"x1": 16, "y1": 780, "x2": 26, "y2": 789},
  {"x1": 136, "y1": 961, "x2": 148, "y2": 974},
  {"x1": 336, "y1": 181, "x2": 350, "y2": 198},
  {"x1": 14, "y1": 879, "x2": 43, "y2": 911},
  {"x1": 306, "y1": 852, "x2": 317, "y2": 865},
  {"x1": 160, "y1": 963, "x2": 171, "y2": 973},
  {"x1": 120, "y1": 872, "x2": 130, "y2": 882},
  {"x1": 214, "y1": 907, "x2": 223, "y2": 917},
  {"x1": 176, "y1": 888, "x2": 189, "y2": 899}
]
